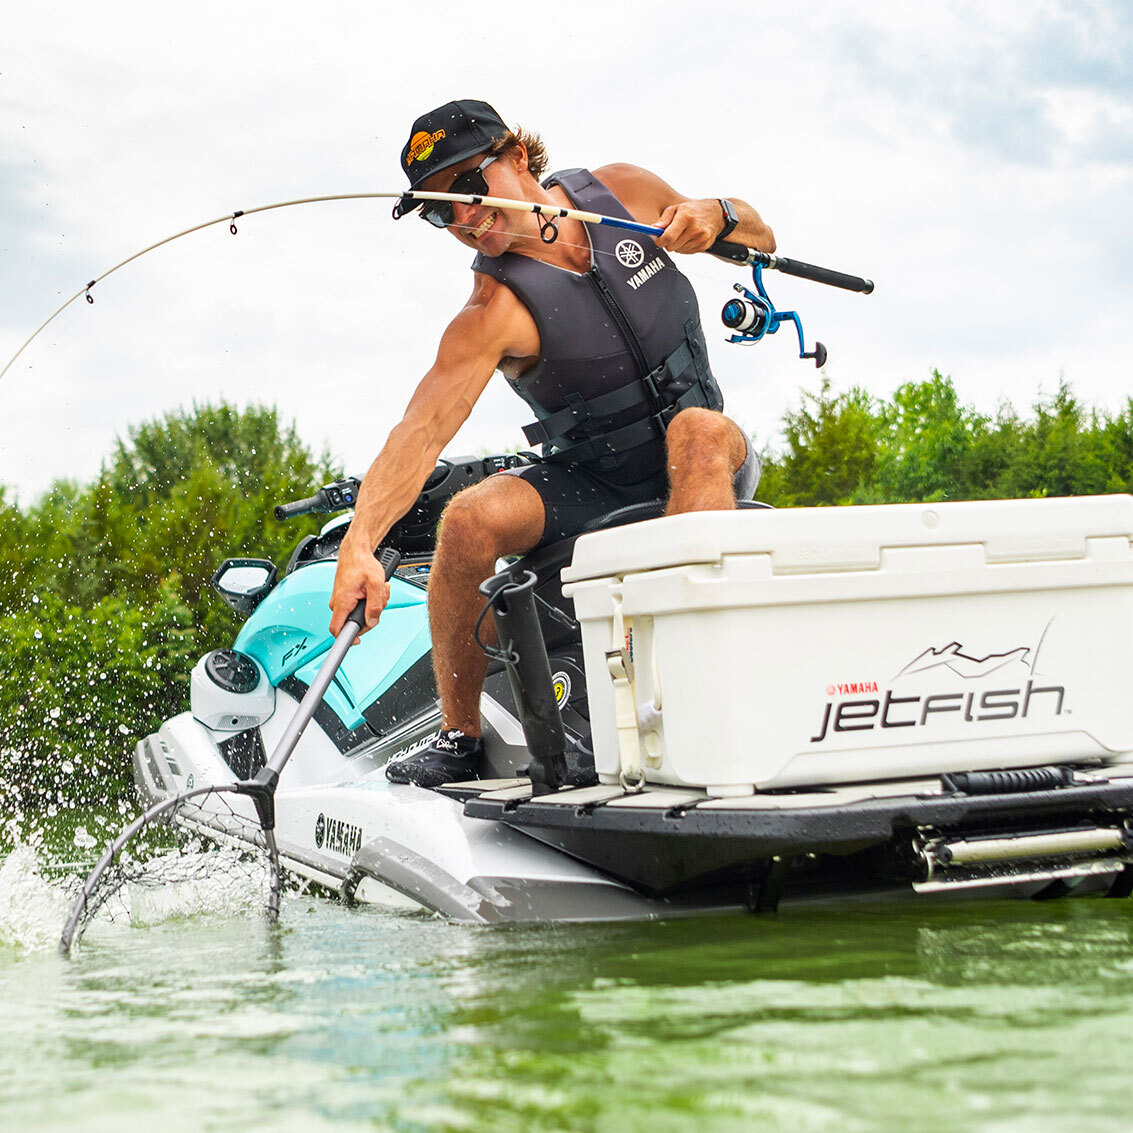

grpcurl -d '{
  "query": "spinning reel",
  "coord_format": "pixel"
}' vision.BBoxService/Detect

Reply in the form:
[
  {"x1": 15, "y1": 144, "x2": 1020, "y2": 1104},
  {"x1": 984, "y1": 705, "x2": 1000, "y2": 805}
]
[{"x1": 721, "y1": 262, "x2": 827, "y2": 368}]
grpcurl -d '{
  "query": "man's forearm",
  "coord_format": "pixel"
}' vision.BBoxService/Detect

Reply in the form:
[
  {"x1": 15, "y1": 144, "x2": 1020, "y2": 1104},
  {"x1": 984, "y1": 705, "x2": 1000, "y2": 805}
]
[
  {"x1": 342, "y1": 419, "x2": 444, "y2": 553},
  {"x1": 724, "y1": 198, "x2": 776, "y2": 254}
]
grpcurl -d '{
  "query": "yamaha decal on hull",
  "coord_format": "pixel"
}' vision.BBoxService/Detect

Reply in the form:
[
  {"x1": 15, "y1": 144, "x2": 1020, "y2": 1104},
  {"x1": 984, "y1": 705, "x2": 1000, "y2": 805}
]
[{"x1": 314, "y1": 813, "x2": 363, "y2": 857}]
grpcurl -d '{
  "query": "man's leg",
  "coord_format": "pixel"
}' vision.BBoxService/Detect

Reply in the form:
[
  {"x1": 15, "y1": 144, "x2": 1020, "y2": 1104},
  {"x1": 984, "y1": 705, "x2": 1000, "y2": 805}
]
[
  {"x1": 664, "y1": 408, "x2": 750, "y2": 514},
  {"x1": 429, "y1": 474, "x2": 546, "y2": 736}
]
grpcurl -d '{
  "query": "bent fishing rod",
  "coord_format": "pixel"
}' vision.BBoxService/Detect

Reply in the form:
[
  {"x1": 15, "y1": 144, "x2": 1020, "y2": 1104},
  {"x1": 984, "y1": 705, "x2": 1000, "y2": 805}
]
[{"x1": 1, "y1": 189, "x2": 874, "y2": 383}]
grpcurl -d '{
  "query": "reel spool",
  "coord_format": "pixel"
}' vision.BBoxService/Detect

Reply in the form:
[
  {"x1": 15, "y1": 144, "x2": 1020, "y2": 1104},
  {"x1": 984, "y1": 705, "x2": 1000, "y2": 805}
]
[{"x1": 721, "y1": 263, "x2": 827, "y2": 368}]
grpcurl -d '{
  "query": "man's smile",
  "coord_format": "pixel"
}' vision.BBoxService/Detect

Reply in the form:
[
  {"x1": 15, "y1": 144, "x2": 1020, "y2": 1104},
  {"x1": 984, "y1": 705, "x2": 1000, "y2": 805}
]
[{"x1": 470, "y1": 211, "x2": 498, "y2": 240}]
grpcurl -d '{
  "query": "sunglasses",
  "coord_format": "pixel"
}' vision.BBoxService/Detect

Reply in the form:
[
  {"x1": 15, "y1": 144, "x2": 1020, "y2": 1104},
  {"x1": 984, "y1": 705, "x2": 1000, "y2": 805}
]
[{"x1": 419, "y1": 155, "x2": 498, "y2": 229}]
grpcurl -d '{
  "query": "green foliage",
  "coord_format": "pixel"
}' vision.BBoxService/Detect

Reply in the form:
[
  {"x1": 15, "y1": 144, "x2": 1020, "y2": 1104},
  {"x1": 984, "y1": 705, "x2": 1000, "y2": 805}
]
[
  {"x1": 0, "y1": 582, "x2": 198, "y2": 810},
  {"x1": 757, "y1": 378, "x2": 880, "y2": 506},
  {"x1": 760, "y1": 374, "x2": 1133, "y2": 507},
  {"x1": 0, "y1": 402, "x2": 336, "y2": 813}
]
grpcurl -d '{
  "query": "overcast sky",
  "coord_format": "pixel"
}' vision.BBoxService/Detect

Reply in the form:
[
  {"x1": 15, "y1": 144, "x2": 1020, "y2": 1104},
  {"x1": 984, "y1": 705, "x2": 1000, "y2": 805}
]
[{"x1": 2, "y1": 0, "x2": 1130, "y2": 503}]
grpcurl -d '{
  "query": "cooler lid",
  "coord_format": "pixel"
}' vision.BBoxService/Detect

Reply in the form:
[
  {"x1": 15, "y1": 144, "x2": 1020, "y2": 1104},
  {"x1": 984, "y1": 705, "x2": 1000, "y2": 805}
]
[{"x1": 561, "y1": 495, "x2": 1133, "y2": 583}]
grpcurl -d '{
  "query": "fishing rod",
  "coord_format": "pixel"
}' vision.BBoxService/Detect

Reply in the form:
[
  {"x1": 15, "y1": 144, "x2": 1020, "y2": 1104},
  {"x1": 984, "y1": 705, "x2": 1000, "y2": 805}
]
[{"x1": 1, "y1": 190, "x2": 874, "y2": 382}]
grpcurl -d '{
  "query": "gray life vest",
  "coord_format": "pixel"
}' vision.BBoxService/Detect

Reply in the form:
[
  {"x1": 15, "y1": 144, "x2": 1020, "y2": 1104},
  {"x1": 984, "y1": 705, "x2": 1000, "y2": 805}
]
[{"x1": 471, "y1": 168, "x2": 722, "y2": 482}]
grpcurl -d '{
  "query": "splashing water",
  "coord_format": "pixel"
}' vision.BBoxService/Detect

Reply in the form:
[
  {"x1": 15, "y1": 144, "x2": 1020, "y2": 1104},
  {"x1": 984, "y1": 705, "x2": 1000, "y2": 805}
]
[
  {"x1": 0, "y1": 846, "x2": 74, "y2": 951},
  {"x1": 1, "y1": 836, "x2": 279, "y2": 954}
]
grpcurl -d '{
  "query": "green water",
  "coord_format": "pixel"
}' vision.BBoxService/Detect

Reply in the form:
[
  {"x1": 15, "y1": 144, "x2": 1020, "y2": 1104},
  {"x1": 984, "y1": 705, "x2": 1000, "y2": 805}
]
[{"x1": 4, "y1": 845, "x2": 1133, "y2": 1133}]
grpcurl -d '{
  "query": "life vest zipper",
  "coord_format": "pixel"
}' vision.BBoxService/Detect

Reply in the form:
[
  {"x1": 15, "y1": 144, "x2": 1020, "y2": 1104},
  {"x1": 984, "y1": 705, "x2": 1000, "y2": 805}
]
[{"x1": 586, "y1": 267, "x2": 651, "y2": 379}]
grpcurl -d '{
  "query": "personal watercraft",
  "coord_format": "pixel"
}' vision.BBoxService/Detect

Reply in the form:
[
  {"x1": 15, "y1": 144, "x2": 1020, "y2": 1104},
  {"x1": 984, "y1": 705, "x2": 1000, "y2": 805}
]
[{"x1": 131, "y1": 456, "x2": 1133, "y2": 922}]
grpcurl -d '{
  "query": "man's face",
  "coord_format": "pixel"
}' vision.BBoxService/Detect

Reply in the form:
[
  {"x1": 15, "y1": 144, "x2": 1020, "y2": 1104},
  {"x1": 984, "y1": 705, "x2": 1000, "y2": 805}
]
[{"x1": 419, "y1": 146, "x2": 530, "y2": 257}]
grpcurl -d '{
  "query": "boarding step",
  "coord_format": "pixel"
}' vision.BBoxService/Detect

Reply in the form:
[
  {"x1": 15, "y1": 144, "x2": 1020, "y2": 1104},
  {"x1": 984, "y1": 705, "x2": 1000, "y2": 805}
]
[
  {"x1": 440, "y1": 763, "x2": 1118, "y2": 813},
  {"x1": 460, "y1": 771, "x2": 1133, "y2": 855}
]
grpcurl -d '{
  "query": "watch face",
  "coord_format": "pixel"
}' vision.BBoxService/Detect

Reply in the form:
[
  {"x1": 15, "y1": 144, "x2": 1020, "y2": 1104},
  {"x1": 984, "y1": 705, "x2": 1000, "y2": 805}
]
[{"x1": 719, "y1": 198, "x2": 739, "y2": 238}]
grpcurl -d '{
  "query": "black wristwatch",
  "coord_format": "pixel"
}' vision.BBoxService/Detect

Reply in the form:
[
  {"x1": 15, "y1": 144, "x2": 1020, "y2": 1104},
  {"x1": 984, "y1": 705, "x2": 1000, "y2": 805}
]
[{"x1": 717, "y1": 198, "x2": 739, "y2": 241}]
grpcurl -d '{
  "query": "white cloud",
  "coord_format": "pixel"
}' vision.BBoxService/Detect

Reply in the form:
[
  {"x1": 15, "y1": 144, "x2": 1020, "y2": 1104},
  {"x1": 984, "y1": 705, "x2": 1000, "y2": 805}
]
[{"x1": 1, "y1": 0, "x2": 1131, "y2": 501}]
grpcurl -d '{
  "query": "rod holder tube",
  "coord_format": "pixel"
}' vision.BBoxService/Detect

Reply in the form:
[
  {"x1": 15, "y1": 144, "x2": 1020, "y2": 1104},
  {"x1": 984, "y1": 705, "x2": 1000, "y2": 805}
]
[{"x1": 480, "y1": 570, "x2": 566, "y2": 795}]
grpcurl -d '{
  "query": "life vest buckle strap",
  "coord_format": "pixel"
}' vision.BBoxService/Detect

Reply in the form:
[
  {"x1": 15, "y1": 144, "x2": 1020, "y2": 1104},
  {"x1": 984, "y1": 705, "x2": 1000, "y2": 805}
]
[
  {"x1": 522, "y1": 420, "x2": 551, "y2": 446},
  {"x1": 518, "y1": 324, "x2": 720, "y2": 468}
]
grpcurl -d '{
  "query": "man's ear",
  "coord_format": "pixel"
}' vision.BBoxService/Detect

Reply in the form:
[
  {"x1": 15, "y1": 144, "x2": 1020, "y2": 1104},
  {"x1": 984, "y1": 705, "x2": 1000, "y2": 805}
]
[{"x1": 511, "y1": 141, "x2": 529, "y2": 174}]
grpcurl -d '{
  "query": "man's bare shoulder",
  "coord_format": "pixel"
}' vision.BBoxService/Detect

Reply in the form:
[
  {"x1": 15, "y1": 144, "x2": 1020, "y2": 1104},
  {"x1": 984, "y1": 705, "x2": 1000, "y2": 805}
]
[
  {"x1": 448, "y1": 270, "x2": 538, "y2": 360},
  {"x1": 592, "y1": 163, "x2": 684, "y2": 221}
]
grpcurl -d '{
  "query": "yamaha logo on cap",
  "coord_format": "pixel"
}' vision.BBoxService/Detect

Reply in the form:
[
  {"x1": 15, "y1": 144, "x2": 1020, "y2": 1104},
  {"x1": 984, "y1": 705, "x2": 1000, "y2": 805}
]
[{"x1": 394, "y1": 99, "x2": 510, "y2": 218}]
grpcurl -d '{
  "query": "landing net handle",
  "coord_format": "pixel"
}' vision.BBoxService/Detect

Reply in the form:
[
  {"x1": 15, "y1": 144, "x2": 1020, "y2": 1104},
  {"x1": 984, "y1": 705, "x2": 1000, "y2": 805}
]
[{"x1": 59, "y1": 547, "x2": 401, "y2": 955}]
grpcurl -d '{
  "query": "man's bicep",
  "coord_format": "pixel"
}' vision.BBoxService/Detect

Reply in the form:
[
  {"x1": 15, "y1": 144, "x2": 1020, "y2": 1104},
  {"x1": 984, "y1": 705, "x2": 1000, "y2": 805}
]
[{"x1": 402, "y1": 304, "x2": 507, "y2": 443}]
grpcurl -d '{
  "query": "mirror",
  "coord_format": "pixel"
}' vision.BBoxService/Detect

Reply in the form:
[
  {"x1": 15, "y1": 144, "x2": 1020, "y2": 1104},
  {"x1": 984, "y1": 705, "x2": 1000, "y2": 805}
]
[
  {"x1": 219, "y1": 565, "x2": 273, "y2": 595},
  {"x1": 211, "y1": 558, "x2": 278, "y2": 616}
]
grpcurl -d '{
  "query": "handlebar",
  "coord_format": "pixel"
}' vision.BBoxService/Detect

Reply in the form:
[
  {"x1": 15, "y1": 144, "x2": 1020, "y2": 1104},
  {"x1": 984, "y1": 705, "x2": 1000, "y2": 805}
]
[
  {"x1": 274, "y1": 477, "x2": 362, "y2": 521},
  {"x1": 707, "y1": 240, "x2": 874, "y2": 295}
]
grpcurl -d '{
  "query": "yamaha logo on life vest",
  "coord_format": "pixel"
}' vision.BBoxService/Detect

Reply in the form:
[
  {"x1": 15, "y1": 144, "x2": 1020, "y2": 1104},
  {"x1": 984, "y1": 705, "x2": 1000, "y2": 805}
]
[
  {"x1": 314, "y1": 812, "x2": 363, "y2": 857},
  {"x1": 808, "y1": 635, "x2": 1068, "y2": 745},
  {"x1": 613, "y1": 238, "x2": 668, "y2": 290},
  {"x1": 615, "y1": 240, "x2": 645, "y2": 268},
  {"x1": 625, "y1": 256, "x2": 667, "y2": 291}
]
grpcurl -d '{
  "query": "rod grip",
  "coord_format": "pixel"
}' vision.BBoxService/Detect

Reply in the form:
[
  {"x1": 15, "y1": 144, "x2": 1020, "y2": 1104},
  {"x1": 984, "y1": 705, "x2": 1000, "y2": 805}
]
[
  {"x1": 706, "y1": 239, "x2": 757, "y2": 264},
  {"x1": 771, "y1": 256, "x2": 875, "y2": 294}
]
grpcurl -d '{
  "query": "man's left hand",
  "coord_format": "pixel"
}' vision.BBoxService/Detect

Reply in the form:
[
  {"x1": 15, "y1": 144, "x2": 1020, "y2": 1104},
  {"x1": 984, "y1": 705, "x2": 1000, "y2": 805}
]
[{"x1": 653, "y1": 199, "x2": 725, "y2": 255}]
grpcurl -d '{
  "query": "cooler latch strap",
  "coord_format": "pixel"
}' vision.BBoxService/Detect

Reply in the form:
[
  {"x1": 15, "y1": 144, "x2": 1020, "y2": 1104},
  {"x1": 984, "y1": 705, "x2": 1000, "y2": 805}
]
[{"x1": 605, "y1": 595, "x2": 645, "y2": 793}]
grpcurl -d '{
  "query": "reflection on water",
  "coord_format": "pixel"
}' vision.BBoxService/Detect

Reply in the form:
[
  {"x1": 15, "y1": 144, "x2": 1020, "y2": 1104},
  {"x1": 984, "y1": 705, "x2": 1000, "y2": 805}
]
[{"x1": 2, "y1": 851, "x2": 1133, "y2": 1131}]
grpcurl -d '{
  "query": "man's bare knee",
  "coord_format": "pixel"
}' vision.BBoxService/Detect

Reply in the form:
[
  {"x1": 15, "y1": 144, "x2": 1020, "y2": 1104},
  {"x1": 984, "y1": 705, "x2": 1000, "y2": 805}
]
[
  {"x1": 667, "y1": 409, "x2": 746, "y2": 474},
  {"x1": 435, "y1": 477, "x2": 544, "y2": 569}
]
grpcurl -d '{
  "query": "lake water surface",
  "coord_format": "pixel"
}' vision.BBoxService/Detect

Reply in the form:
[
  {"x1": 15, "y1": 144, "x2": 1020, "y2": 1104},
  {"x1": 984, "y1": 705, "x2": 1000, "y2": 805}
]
[{"x1": 3, "y1": 836, "x2": 1133, "y2": 1131}]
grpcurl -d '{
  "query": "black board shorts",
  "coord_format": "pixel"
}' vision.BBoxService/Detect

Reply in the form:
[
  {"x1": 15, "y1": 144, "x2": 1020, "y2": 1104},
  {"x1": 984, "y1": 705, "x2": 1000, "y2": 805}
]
[{"x1": 501, "y1": 432, "x2": 761, "y2": 549}]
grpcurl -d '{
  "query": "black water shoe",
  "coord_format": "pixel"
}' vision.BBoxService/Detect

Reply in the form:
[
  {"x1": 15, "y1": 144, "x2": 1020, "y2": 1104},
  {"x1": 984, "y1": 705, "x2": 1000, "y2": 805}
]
[{"x1": 385, "y1": 729, "x2": 485, "y2": 788}]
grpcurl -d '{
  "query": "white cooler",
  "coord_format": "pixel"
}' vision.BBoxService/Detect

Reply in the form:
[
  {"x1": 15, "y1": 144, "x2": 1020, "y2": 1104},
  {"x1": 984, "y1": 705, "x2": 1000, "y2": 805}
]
[{"x1": 561, "y1": 496, "x2": 1133, "y2": 796}]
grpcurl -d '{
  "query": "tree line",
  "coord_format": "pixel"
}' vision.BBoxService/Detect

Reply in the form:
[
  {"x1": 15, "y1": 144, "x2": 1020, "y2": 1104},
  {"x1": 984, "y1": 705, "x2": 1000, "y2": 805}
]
[
  {"x1": 3, "y1": 376, "x2": 1132, "y2": 822},
  {"x1": 758, "y1": 372, "x2": 1133, "y2": 506},
  {"x1": 0, "y1": 403, "x2": 335, "y2": 825}
]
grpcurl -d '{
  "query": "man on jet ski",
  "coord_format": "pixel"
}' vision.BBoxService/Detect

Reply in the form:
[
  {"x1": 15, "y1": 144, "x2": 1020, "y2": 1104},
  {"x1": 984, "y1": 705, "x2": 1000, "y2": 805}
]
[{"x1": 328, "y1": 99, "x2": 776, "y2": 788}]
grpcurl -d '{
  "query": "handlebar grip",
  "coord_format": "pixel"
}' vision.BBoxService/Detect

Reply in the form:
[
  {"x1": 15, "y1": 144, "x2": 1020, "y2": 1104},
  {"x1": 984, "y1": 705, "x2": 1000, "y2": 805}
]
[
  {"x1": 771, "y1": 256, "x2": 874, "y2": 294},
  {"x1": 344, "y1": 548, "x2": 402, "y2": 630},
  {"x1": 274, "y1": 495, "x2": 321, "y2": 521}
]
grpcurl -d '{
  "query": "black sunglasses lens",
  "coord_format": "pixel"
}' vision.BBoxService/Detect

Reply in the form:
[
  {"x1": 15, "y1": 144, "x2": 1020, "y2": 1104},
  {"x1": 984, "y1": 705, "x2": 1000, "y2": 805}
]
[
  {"x1": 420, "y1": 201, "x2": 454, "y2": 228},
  {"x1": 452, "y1": 170, "x2": 488, "y2": 196},
  {"x1": 419, "y1": 163, "x2": 492, "y2": 229}
]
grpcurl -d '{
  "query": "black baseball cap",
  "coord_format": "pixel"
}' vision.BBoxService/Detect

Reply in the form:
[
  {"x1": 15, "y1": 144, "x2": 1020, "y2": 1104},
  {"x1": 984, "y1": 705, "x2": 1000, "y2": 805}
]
[{"x1": 393, "y1": 100, "x2": 510, "y2": 219}]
